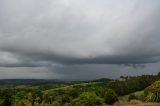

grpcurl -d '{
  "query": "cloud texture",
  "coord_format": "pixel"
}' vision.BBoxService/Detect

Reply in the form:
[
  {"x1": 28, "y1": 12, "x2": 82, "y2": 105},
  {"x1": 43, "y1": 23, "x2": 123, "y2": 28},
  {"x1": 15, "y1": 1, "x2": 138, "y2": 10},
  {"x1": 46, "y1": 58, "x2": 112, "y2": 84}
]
[{"x1": 0, "y1": 0, "x2": 160, "y2": 79}]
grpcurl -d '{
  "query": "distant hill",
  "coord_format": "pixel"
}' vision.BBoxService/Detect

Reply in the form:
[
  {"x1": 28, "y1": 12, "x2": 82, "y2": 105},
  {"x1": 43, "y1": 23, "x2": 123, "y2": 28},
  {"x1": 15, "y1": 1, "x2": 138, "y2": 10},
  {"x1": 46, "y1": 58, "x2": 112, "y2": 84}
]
[
  {"x1": 0, "y1": 79, "x2": 62, "y2": 85},
  {"x1": 91, "y1": 78, "x2": 111, "y2": 82}
]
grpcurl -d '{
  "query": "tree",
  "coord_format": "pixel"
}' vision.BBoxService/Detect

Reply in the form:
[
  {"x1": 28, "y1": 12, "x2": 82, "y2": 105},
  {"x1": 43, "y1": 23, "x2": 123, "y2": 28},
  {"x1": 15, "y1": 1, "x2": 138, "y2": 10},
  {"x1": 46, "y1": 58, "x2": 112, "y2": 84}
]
[
  {"x1": 2, "y1": 95, "x2": 12, "y2": 106},
  {"x1": 104, "y1": 89, "x2": 118, "y2": 105},
  {"x1": 70, "y1": 92, "x2": 103, "y2": 106},
  {"x1": 157, "y1": 72, "x2": 160, "y2": 77},
  {"x1": 128, "y1": 94, "x2": 138, "y2": 101}
]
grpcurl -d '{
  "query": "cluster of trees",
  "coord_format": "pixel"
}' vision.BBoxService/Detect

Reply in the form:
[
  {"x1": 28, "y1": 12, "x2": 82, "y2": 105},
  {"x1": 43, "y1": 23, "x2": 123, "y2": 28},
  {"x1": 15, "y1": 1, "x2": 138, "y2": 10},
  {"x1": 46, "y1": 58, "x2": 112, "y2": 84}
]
[
  {"x1": 106, "y1": 75, "x2": 160, "y2": 95},
  {"x1": 0, "y1": 88, "x2": 118, "y2": 106},
  {"x1": 0, "y1": 82, "x2": 119, "y2": 106}
]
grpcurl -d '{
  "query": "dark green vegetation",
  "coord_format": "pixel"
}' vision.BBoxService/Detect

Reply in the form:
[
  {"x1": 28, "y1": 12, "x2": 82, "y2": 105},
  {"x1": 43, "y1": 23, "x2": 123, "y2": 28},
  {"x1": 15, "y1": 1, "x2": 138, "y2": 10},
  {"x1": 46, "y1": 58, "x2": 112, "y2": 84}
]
[
  {"x1": 145, "y1": 80, "x2": 160, "y2": 102},
  {"x1": 107, "y1": 75, "x2": 160, "y2": 96},
  {"x1": 0, "y1": 73, "x2": 160, "y2": 106}
]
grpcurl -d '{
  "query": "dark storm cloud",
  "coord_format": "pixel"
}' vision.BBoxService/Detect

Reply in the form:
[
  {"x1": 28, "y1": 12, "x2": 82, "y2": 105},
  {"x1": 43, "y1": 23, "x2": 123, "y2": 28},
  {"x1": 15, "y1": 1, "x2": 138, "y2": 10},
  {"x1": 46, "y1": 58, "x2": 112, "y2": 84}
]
[{"x1": 0, "y1": 0, "x2": 160, "y2": 79}]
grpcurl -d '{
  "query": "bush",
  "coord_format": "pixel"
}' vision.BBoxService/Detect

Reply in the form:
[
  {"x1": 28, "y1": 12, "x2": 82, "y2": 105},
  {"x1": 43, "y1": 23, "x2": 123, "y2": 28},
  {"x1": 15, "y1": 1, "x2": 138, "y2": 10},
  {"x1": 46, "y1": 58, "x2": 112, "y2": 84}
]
[
  {"x1": 145, "y1": 81, "x2": 160, "y2": 102},
  {"x1": 63, "y1": 103, "x2": 70, "y2": 106},
  {"x1": 139, "y1": 93, "x2": 145, "y2": 101},
  {"x1": 146, "y1": 92, "x2": 160, "y2": 102},
  {"x1": 145, "y1": 81, "x2": 160, "y2": 94},
  {"x1": 68, "y1": 88, "x2": 79, "y2": 98},
  {"x1": 61, "y1": 95, "x2": 70, "y2": 104},
  {"x1": 128, "y1": 94, "x2": 138, "y2": 101},
  {"x1": 70, "y1": 92, "x2": 103, "y2": 106},
  {"x1": 1, "y1": 95, "x2": 12, "y2": 106},
  {"x1": 104, "y1": 89, "x2": 118, "y2": 105},
  {"x1": 52, "y1": 101, "x2": 61, "y2": 106}
]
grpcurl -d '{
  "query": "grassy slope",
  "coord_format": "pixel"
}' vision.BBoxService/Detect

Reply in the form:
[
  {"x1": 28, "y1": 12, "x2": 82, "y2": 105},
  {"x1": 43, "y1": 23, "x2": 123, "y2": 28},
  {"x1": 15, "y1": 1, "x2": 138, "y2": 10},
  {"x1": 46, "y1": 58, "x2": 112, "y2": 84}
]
[
  {"x1": 123, "y1": 90, "x2": 144, "y2": 101},
  {"x1": 115, "y1": 90, "x2": 160, "y2": 106},
  {"x1": 119, "y1": 103, "x2": 160, "y2": 106},
  {"x1": 44, "y1": 82, "x2": 100, "y2": 93}
]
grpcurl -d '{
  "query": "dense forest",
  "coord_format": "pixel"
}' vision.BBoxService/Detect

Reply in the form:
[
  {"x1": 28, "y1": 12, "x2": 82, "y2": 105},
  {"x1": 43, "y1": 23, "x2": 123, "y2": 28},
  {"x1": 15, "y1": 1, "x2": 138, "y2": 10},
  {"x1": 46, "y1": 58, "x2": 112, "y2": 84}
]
[{"x1": 1, "y1": 73, "x2": 160, "y2": 106}]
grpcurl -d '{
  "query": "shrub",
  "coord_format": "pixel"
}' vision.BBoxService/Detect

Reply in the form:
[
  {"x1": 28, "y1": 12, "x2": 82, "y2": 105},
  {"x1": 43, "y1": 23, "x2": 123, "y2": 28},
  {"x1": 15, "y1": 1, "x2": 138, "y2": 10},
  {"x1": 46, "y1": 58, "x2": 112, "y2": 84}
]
[
  {"x1": 145, "y1": 81, "x2": 160, "y2": 94},
  {"x1": 138, "y1": 93, "x2": 145, "y2": 101},
  {"x1": 145, "y1": 81, "x2": 160, "y2": 102},
  {"x1": 68, "y1": 88, "x2": 79, "y2": 98},
  {"x1": 94, "y1": 87, "x2": 106, "y2": 98},
  {"x1": 128, "y1": 94, "x2": 138, "y2": 101},
  {"x1": 61, "y1": 95, "x2": 70, "y2": 104},
  {"x1": 146, "y1": 92, "x2": 160, "y2": 102},
  {"x1": 2, "y1": 95, "x2": 12, "y2": 106},
  {"x1": 70, "y1": 92, "x2": 103, "y2": 106},
  {"x1": 104, "y1": 89, "x2": 118, "y2": 105},
  {"x1": 63, "y1": 103, "x2": 70, "y2": 106},
  {"x1": 52, "y1": 101, "x2": 61, "y2": 106}
]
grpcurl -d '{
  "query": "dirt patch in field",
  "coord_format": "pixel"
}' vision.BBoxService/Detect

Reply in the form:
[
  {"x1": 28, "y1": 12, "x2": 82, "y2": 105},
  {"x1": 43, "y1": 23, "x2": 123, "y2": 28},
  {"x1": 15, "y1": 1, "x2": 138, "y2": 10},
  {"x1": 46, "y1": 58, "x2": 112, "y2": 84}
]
[{"x1": 111, "y1": 100, "x2": 160, "y2": 106}]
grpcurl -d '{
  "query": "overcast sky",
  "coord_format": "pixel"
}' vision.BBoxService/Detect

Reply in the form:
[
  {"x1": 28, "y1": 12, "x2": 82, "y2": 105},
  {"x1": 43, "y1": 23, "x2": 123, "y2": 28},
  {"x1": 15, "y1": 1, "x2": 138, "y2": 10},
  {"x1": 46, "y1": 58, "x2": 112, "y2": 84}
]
[{"x1": 0, "y1": 0, "x2": 160, "y2": 80}]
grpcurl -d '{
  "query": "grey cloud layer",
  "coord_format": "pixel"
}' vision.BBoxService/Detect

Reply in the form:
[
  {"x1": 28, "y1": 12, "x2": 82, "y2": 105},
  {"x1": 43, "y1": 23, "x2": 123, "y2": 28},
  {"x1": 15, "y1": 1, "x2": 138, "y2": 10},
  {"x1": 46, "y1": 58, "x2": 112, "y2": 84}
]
[{"x1": 0, "y1": 0, "x2": 160, "y2": 67}]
